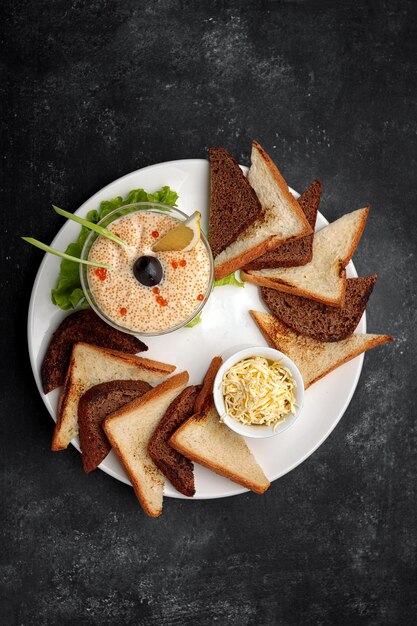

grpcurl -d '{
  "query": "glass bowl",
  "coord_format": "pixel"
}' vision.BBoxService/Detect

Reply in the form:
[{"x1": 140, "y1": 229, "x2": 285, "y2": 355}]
[{"x1": 80, "y1": 202, "x2": 214, "y2": 336}]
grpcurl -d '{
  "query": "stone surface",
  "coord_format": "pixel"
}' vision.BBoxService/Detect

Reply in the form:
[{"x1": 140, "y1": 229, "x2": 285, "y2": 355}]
[{"x1": 1, "y1": 1, "x2": 416, "y2": 624}]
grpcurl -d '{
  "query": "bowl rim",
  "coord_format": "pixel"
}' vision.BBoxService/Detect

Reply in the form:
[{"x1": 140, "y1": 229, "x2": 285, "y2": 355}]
[
  {"x1": 213, "y1": 346, "x2": 305, "y2": 439},
  {"x1": 79, "y1": 201, "x2": 214, "y2": 337}
]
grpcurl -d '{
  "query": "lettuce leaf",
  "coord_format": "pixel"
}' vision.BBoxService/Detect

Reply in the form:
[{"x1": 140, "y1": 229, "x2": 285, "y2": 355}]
[
  {"x1": 185, "y1": 312, "x2": 202, "y2": 328},
  {"x1": 214, "y1": 272, "x2": 244, "y2": 288},
  {"x1": 51, "y1": 186, "x2": 178, "y2": 310}
]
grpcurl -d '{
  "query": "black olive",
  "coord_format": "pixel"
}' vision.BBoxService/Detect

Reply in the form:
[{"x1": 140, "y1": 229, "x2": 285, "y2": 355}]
[{"x1": 133, "y1": 255, "x2": 163, "y2": 287}]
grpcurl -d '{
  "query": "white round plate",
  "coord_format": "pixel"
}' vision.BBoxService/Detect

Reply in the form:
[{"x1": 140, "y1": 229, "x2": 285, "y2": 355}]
[{"x1": 28, "y1": 159, "x2": 365, "y2": 499}]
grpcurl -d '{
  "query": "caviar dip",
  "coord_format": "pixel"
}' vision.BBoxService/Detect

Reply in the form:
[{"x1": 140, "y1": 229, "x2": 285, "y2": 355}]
[{"x1": 80, "y1": 203, "x2": 213, "y2": 336}]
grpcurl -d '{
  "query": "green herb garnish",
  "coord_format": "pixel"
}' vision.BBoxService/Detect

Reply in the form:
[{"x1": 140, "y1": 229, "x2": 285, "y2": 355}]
[
  {"x1": 21, "y1": 238, "x2": 112, "y2": 269},
  {"x1": 214, "y1": 272, "x2": 244, "y2": 288},
  {"x1": 52, "y1": 206, "x2": 127, "y2": 248},
  {"x1": 185, "y1": 313, "x2": 202, "y2": 328},
  {"x1": 51, "y1": 186, "x2": 178, "y2": 310}
]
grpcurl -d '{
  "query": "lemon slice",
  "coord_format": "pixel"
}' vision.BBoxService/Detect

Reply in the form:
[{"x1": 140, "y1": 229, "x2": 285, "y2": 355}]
[{"x1": 152, "y1": 211, "x2": 201, "y2": 252}]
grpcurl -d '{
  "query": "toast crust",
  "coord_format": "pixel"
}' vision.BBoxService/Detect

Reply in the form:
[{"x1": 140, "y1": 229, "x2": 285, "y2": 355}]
[
  {"x1": 52, "y1": 347, "x2": 78, "y2": 451},
  {"x1": 88, "y1": 348, "x2": 176, "y2": 376},
  {"x1": 193, "y1": 356, "x2": 223, "y2": 416},
  {"x1": 252, "y1": 140, "x2": 313, "y2": 237},
  {"x1": 169, "y1": 408, "x2": 270, "y2": 494},
  {"x1": 340, "y1": 206, "x2": 369, "y2": 265},
  {"x1": 52, "y1": 343, "x2": 175, "y2": 451},
  {"x1": 103, "y1": 371, "x2": 189, "y2": 517}
]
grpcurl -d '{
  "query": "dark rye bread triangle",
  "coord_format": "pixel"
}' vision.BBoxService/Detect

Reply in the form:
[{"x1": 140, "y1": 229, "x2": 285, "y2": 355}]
[
  {"x1": 148, "y1": 385, "x2": 201, "y2": 497},
  {"x1": 42, "y1": 309, "x2": 148, "y2": 394},
  {"x1": 78, "y1": 379, "x2": 152, "y2": 474},
  {"x1": 244, "y1": 180, "x2": 322, "y2": 270},
  {"x1": 209, "y1": 147, "x2": 263, "y2": 257},
  {"x1": 261, "y1": 275, "x2": 377, "y2": 342}
]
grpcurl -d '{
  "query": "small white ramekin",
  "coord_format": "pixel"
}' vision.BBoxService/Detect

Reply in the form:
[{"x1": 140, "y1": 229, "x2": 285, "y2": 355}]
[{"x1": 213, "y1": 346, "x2": 305, "y2": 439}]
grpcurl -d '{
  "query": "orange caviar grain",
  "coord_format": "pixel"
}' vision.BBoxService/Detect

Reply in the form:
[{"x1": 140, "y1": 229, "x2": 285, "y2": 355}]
[{"x1": 94, "y1": 267, "x2": 107, "y2": 281}]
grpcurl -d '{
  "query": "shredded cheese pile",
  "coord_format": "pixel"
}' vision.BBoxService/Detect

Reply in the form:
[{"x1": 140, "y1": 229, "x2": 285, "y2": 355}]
[{"x1": 222, "y1": 356, "x2": 297, "y2": 428}]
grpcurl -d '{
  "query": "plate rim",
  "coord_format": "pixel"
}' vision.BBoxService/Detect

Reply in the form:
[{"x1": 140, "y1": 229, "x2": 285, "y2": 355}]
[{"x1": 27, "y1": 158, "x2": 365, "y2": 500}]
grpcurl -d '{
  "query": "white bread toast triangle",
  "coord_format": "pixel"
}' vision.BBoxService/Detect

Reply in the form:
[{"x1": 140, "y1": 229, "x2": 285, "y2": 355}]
[
  {"x1": 250, "y1": 310, "x2": 392, "y2": 388},
  {"x1": 52, "y1": 342, "x2": 175, "y2": 451},
  {"x1": 214, "y1": 141, "x2": 312, "y2": 280},
  {"x1": 242, "y1": 207, "x2": 369, "y2": 307},
  {"x1": 103, "y1": 371, "x2": 189, "y2": 517},
  {"x1": 169, "y1": 404, "x2": 270, "y2": 494}
]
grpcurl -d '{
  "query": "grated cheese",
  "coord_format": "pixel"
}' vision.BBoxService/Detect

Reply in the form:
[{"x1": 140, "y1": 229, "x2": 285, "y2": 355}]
[{"x1": 221, "y1": 356, "x2": 297, "y2": 428}]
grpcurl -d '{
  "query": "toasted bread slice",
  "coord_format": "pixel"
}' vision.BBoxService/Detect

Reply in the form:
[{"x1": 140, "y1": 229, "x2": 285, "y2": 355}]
[
  {"x1": 244, "y1": 180, "x2": 322, "y2": 270},
  {"x1": 148, "y1": 385, "x2": 200, "y2": 497},
  {"x1": 147, "y1": 357, "x2": 223, "y2": 497},
  {"x1": 242, "y1": 207, "x2": 369, "y2": 307},
  {"x1": 170, "y1": 404, "x2": 270, "y2": 494},
  {"x1": 261, "y1": 276, "x2": 377, "y2": 342},
  {"x1": 78, "y1": 380, "x2": 152, "y2": 474},
  {"x1": 52, "y1": 342, "x2": 175, "y2": 451},
  {"x1": 209, "y1": 147, "x2": 263, "y2": 257},
  {"x1": 250, "y1": 310, "x2": 392, "y2": 388},
  {"x1": 103, "y1": 371, "x2": 189, "y2": 517},
  {"x1": 214, "y1": 141, "x2": 313, "y2": 280},
  {"x1": 193, "y1": 356, "x2": 223, "y2": 416},
  {"x1": 42, "y1": 309, "x2": 148, "y2": 394}
]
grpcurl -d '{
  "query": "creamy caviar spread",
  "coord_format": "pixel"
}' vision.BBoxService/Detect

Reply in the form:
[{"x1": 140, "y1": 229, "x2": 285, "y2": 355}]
[
  {"x1": 221, "y1": 356, "x2": 297, "y2": 428},
  {"x1": 87, "y1": 211, "x2": 211, "y2": 333}
]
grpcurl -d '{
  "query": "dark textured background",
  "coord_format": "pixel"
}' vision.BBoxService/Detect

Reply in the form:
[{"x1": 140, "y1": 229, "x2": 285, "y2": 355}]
[{"x1": 1, "y1": 1, "x2": 416, "y2": 624}]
